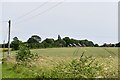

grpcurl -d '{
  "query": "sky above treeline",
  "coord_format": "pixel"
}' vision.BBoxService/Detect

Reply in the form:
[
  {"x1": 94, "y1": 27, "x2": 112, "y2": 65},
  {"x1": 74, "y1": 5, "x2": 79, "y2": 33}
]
[{"x1": 0, "y1": 0, "x2": 118, "y2": 45}]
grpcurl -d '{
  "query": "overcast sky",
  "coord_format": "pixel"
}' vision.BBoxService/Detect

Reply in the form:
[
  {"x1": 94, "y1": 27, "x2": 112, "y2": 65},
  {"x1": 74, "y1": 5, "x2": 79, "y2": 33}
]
[{"x1": 0, "y1": 0, "x2": 118, "y2": 45}]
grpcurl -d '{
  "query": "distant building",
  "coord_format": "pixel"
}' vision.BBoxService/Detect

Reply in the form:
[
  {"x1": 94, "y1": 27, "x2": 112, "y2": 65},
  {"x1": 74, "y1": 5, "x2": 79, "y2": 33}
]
[
  {"x1": 77, "y1": 43, "x2": 82, "y2": 47},
  {"x1": 69, "y1": 44, "x2": 73, "y2": 47},
  {"x1": 82, "y1": 44, "x2": 86, "y2": 47},
  {"x1": 73, "y1": 43, "x2": 77, "y2": 47}
]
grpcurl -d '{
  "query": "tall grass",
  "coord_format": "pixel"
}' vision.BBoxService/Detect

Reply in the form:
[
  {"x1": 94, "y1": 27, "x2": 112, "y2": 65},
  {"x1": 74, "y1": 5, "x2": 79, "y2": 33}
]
[
  {"x1": 2, "y1": 47, "x2": 118, "y2": 78},
  {"x1": 2, "y1": 53, "x2": 118, "y2": 78}
]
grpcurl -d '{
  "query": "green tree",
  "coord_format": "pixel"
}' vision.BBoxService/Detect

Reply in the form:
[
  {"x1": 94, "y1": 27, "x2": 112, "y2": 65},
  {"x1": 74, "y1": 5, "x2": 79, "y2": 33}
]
[
  {"x1": 16, "y1": 44, "x2": 38, "y2": 65},
  {"x1": 11, "y1": 37, "x2": 22, "y2": 50},
  {"x1": 58, "y1": 35, "x2": 61, "y2": 41},
  {"x1": 27, "y1": 38, "x2": 38, "y2": 43},
  {"x1": 42, "y1": 38, "x2": 55, "y2": 48},
  {"x1": 43, "y1": 38, "x2": 54, "y2": 44},
  {"x1": 27, "y1": 35, "x2": 41, "y2": 48},
  {"x1": 55, "y1": 39, "x2": 66, "y2": 47},
  {"x1": 79, "y1": 40, "x2": 94, "y2": 47},
  {"x1": 31, "y1": 35, "x2": 41, "y2": 43},
  {"x1": 53, "y1": 35, "x2": 66, "y2": 47},
  {"x1": 116, "y1": 42, "x2": 120, "y2": 47},
  {"x1": 27, "y1": 35, "x2": 41, "y2": 43},
  {"x1": 70, "y1": 38, "x2": 79, "y2": 44},
  {"x1": 63, "y1": 37, "x2": 71, "y2": 47},
  {"x1": 94, "y1": 44, "x2": 99, "y2": 47}
]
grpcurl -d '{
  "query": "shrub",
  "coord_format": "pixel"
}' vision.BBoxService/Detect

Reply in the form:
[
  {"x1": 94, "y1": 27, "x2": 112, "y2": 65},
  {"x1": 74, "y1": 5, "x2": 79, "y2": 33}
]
[
  {"x1": 16, "y1": 44, "x2": 38, "y2": 66},
  {"x1": 52, "y1": 52, "x2": 104, "y2": 78}
]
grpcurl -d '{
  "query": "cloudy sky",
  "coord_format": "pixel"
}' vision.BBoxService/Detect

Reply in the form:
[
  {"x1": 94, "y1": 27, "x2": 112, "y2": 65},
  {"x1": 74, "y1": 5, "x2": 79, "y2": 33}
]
[{"x1": 0, "y1": 0, "x2": 118, "y2": 45}]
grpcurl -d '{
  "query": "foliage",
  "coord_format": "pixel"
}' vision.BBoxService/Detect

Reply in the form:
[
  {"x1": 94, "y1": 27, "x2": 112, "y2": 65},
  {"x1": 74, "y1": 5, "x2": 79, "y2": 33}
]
[
  {"x1": 52, "y1": 52, "x2": 103, "y2": 78},
  {"x1": 115, "y1": 42, "x2": 120, "y2": 47},
  {"x1": 9, "y1": 35, "x2": 120, "y2": 50},
  {"x1": 54, "y1": 39, "x2": 66, "y2": 47},
  {"x1": 25, "y1": 35, "x2": 96, "y2": 49},
  {"x1": 10, "y1": 37, "x2": 22, "y2": 50},
  {"x1": 101, "y1": 43, "x2": 116, "y2": 47},
  {"x1": 31, "y1": 35, "x2": 41, "y2": 43},
  {"x1": 94, "y1": 44, "x2": 99, "y2": 47},
  {"x1": 2, "y1": 47, "x2": 118, "y2": 78},
  {"x1": 63, "y1": 37, "x2": 71, "y2": 47},
  {"x1": 41, "y1": 38, "x2": 55, "y2": 48},
  {"x1": 16, "y1": 44, "x2": 38, "y2": 65},
  {"x1": 58, "y1": 35, "x2": 61, "y2": 41},
  {"x1": 1, "y1": 43, "x2": 8, "y2": 48},
  {"x1": 79, "y1": 40, "x2": 94, "y2": 47},
  {"x1": 27, "y1": 35, "x2": 41, "y2": 49},
  {"x1": 27, "y1": 37, "x2": 39, "y2": 44}
]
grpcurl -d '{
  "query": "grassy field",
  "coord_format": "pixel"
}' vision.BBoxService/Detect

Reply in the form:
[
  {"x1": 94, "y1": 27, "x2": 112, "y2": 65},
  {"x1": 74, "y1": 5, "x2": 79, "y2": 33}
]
[
  {"x1": 2, "y1": 47, "x2": 117, "y2": 57},
  {"x1": 2, "y1": 47, "x2": 118, "y2": 78},
  {"x1": 31, "y1": 47, "x2": 118, "y2": 57}
]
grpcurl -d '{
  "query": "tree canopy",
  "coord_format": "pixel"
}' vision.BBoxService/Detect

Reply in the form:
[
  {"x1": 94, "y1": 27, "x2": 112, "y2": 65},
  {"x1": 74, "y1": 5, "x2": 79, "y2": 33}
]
[
  {"x1": 11, "y1": 37, "x2": 22, "y2": 50},
  {"x1": 8, "y1": 35, "x2": 120, "y2": 50}
]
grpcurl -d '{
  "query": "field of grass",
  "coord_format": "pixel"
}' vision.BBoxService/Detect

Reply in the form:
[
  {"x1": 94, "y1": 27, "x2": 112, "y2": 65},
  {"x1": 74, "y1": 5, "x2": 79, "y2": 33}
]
[
  {"x1": 31, "y1": 47, "x2": 118, "y2": 57},
  {"x1": 2, "y1": 47, "x2": 117, "y2": 57},
  {"x1": 2, "y1": 47, "x2": 119, "y2": 78}
]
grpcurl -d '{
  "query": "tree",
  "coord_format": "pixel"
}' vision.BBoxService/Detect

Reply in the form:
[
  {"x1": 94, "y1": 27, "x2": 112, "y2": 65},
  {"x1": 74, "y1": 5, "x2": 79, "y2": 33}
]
[
  {"x1": 27, "y1": 35, "x2": 41, "y2": 43},
  {"x1": 63, "y1": 37, "x2": 71, "y2": 47},
  {"x1": 70, "y1": 39, "x2": 79, "y2": 44},
  {"x1": 43, "y1": 38, "x2": 54, "y2": 44},
  {"x1": 16, "y1": 44, "x2": 38, "y2": 65},
  {"x1": 55, "y1": 39, "x2": 66, "y2": 47},
  {"x1": 31, "y1": 35, "x2": 41, "y2": 43},
  {"x1": 88, "y1": 41, "x2": 94, "y2": 47},
  {"x1": 101, "y1": 43, "x2": 107, "y2": 47},
  {"x1": 13, "y1": 37, "x2": 18, "y2": 41},
  {"x1": 79, "y1": 39, "x2": 94, "y2": 47},
  {"x1": 27, "y1": 35, "x2": 41, "y2": 48},
  {"x1": 116, "y1": 42, "x2": 120, "y2": 47},
  {"x1": 94, "y1": 44, "x2": 99, "y2": 47},
  {"x1": 27, "y1": 38, "x2": 38, "y2": 44},
  {"x1": 42, "y1": 38, "x2": 55, "y2": 48},
  {"x1": 111, "y1": 44, "x2": 115, "y2": 47},
  {"x1": 11, "y1": 37, "x2": 22, "y2": 50},
  {"x1": 58, "y1": 35, "x2": 61, "y2": 41}
]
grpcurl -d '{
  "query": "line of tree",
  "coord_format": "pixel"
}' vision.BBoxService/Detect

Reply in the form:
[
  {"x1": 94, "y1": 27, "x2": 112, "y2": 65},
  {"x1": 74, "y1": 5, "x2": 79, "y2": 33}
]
[{"x1": 1, "y1": 35, "x2": 120, "y2": 50}]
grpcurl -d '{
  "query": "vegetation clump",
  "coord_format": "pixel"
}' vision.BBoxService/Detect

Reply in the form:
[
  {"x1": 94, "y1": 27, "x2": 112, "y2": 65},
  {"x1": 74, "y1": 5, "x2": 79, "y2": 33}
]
[
  {"x1": 52, "y1": 52, "x2": 103, "y2": 78},
  {"x1": 16, "y1": 44, "x2": 38, "y2": 66}
]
